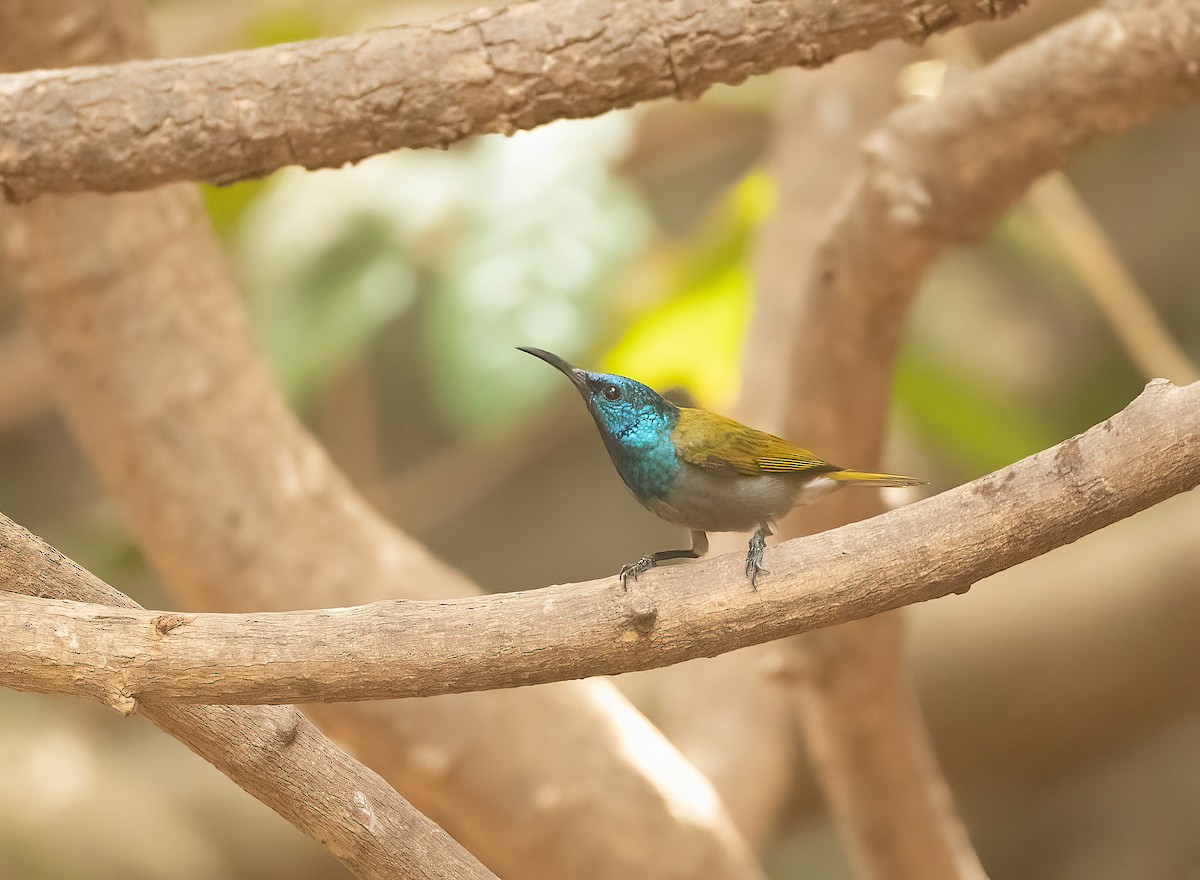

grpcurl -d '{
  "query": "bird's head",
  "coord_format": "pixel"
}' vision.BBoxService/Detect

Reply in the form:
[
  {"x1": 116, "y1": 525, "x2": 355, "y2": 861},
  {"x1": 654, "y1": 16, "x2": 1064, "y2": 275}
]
[{"x1": 518, "y1": 347, "x2": 676, "y2": 444}]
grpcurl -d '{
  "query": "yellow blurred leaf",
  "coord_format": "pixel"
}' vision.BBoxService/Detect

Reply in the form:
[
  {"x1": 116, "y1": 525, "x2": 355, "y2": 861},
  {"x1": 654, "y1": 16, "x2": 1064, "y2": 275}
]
[
  {"x1": 604, "y1": 262, "x2": 749, "y2": 407},
  {"x1": 602, "y1": 169, "x2": 773, "y2": 406}
]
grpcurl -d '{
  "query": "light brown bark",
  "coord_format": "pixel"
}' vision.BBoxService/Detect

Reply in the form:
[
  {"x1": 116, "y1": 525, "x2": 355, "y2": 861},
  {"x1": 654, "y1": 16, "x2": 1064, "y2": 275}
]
[
  {"x1": 0, "y1": 327, "x2": 51, "y2": 433},
  {"x1": 0, "y1": 5, "x2": 494, "y2": 879},
  {"x1": 0, "y1": 3, "x2": 760, "y2": 879},
  {"x1": 773, "y1": 1, "x2": 1200, "y2": 878},
  {"x1": 0, "y1": 511, "x2": 496, "y2": 880},
  {"x1": 3, "y1": 379, "x2": 1198, "y2": 705},
  {"x1": 0, "y1": 0, "x2": 1027, "y2": 201},
  {"x1": 624, "y1": 45, "x2": 917, "y2": 848},
  {"x1": 910, "y1": 491, "x2": 1200, "y2": 789}
]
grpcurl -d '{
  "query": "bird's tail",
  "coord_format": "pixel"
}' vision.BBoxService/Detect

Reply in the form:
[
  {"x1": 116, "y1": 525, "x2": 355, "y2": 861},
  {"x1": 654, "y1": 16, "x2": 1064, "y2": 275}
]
[{"x1": 830, "y1": 470, "x2": 927, "y2": 488}]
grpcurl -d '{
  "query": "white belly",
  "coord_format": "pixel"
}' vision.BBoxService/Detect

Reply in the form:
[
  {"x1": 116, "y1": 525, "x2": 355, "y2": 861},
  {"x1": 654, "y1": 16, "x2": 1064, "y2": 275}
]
[{"x1": 643, "y1": 463, "x2": 841, "y2": 533}]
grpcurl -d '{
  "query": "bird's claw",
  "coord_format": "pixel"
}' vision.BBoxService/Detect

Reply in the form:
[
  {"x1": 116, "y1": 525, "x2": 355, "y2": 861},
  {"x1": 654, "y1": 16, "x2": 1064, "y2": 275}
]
[
  {"x1": 745, "y1": 534, "x2": 769, "y2": 590},
  {"x1": 620, "y1": 555, "x2": 655, "y2": 590}
]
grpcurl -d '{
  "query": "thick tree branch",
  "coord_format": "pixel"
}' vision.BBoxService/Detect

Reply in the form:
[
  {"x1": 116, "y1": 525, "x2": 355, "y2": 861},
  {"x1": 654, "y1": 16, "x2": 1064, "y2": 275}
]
[
  {"x1": 3, "y1": 380, "x2": 1197, "y2": 705},
  {"x1": 731, "y1": 42, "x2": 977, "y2": 880},
  {"x1": 790, "y1": 0, "x2": 1200, "y2": 480},
  {"x1": 2, "y1": 4, "x2": 761, "y2": 878},
  {"x1": 0, "y1": 0, "x2": 1027, "y2": 201},
  {"x1": 645, "y1": 46, "x2": 917, "y2": 850},
  {"x1": 0, "y1": 511, "x2": 495, "y2": 880},
  {"x1": 0, "y1": 34, "x2": 485, "y2": 880},
  {"x1": 772, "y1": 2, "x2": 1200, "y2": 877}
]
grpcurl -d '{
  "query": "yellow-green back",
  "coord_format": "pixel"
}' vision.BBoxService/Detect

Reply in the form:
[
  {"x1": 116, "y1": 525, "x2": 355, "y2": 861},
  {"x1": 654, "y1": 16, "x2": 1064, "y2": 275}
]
[
  {"x1": 671, "y1": 407, "x2": 927, "y2": 488},
  {"x1": 671, "y1": 407, "x2": 837, "y2": 476}
]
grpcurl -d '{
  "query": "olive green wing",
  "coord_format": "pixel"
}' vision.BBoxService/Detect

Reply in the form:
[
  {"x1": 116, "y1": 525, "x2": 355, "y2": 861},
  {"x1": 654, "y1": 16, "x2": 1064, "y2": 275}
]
[{"x1": 672, "y1": 408, "x2": 838, "y2": 476}]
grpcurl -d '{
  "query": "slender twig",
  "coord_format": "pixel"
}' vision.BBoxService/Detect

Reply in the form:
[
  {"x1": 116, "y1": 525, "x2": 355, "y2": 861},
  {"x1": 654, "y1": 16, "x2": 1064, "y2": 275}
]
[
  {"x1": 2, "y1": 380, "x2": 1196, "y2": 706},
  {"x1": 1025, "y1": 174, "x2": 1200, "y2": 384}
]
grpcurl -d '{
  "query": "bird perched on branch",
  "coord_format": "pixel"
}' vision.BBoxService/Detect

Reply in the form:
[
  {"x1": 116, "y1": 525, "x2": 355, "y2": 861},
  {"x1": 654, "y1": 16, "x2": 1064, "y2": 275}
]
[{"x1": 519, "y1": 347, "x2": 927, "y2": 588}]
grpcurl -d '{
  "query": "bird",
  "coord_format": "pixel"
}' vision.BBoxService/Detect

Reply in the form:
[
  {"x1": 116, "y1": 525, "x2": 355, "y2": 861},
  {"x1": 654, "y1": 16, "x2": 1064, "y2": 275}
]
[{"x1": 519, "y1": 347, "x2": 928, "y2": 589}]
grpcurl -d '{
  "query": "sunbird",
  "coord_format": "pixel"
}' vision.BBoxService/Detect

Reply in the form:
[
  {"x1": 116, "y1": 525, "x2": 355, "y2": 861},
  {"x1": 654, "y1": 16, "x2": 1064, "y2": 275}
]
[{"x1": 520, "y1": 347, "x2": 927, "y2": 588}]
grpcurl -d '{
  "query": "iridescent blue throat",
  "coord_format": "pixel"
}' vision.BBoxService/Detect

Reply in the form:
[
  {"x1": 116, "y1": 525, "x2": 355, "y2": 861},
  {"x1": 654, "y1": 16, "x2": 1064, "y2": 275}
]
[{"x1": 591, "y1": 405, "x2": 681, "y2": 502}]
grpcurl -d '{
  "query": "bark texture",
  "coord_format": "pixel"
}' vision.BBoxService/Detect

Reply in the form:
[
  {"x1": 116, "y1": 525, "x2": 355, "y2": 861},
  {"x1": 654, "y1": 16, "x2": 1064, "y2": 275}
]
[
  {"x1": 584, "y1": 47, "x2": 916, "y2": 848},
  {"x1": 0, "y1": 0, "x2": 1029, "y2": 199},
  {"x1": 773, "y1": 1, "x2": 1200, "y2": 877},
  {"x1": 0, "y1": 3, "x2": 760, "y2": 879},
  {"x1": 3, "y1": 379, "x2": 1198, "y2": 705},
  {"x1": 0, "y1": 514, "x2": 496, "y2": 880}
]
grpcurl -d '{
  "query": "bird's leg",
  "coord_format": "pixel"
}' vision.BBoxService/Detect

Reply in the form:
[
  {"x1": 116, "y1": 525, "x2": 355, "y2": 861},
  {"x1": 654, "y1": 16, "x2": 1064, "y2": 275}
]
[
  {"x1": 620, "y1": 530, "x2": 708, "y2": 590},
  {"x1": 746, "y1": 523, "x2": 772, "y2": 589}
]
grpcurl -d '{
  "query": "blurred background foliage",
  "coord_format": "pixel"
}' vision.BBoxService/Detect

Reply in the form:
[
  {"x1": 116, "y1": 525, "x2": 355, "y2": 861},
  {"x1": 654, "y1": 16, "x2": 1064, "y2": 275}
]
[{"x1": 2, "y1": 1, "x2": 1199, "y2": 879}]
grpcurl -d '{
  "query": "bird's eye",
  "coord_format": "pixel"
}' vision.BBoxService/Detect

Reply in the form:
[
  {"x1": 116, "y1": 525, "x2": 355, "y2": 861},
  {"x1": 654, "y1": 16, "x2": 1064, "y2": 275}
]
[{"x1": 603, "y1": 384, "x2": 622, "y2": 401}]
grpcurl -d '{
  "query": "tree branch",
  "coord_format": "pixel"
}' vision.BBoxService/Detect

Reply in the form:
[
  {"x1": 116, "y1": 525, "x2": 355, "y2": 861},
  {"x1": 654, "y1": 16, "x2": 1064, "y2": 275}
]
[
  {"x1": 0, "y1": 0, "x2": 1027, "y2": 201},
  {"x1": 1024, "y1": 172, "x2": 1200, "y2": 385},
  {"x1": 772, "y1": 2, "x2": 1200, "y2": 876},
  {"x1": 3, "y1": 379, "x2": 1196, "y2": 706},
  {"x1": 2, "y1": 4, "x2": 761, "y2": 878},
  {"x1": 732, "y1": 41, "x2": 976, "y2": 880},
  {"x1": 0, "y1": 511, "x2": 496, "y2": 880},
  {"x1": 645, "y1": 45, "x2": 917, "y2": 850},
  {"x1": 0, "y1": 327, "x2": 52, "y2": 433},
  {"x1": 789, "y1": 0, "x2": 1200, "y2": 477}
]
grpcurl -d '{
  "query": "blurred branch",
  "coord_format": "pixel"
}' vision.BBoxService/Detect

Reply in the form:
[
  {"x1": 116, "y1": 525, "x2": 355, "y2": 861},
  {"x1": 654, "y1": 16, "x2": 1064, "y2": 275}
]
[
  {"x1": 1, "y1": 4, "x2": 761, "y2": 879},
  {"x1": 739, "y1": 44, "x2": 967, "y2": 880},
  {"x1": 773, "y1": 2, "x2": 1200, "y2": 877},
  {"x1": 0, "y1": 512, "x2": 496, "y2": 880},
  {"x1": 1024, "y1": 174, "x2": 1200, "y2": 385},
  {"x1": 792, "y1": 0, "x2": 1200, "y2": 455},
  {"x1": 3, "y1": 379, "x2": 1198, "y2": 705},
  {"x1": 771, "y1": 490, "x2": 1200, "y2": 820},
  {"x1": 934, "y1": 28, "x2": 1200, "y2": 386},
  {"x1": 0, "y1": 0, "x2": 1027, "y2": 200},
  {"x1": 910, "y1": 489, "x2": 1200, "y2": 790},
  {"x1": 647, "y1": 47, "x2": 916, "y2": 850},
  {"x1": 791, "y1": 615, "x2": 985, "y2": 880},
  {"x1": 370, "y1": 401, "x2": 582, "y2": 535},
  {"x1": 0, "y1": 327, "x2": 52, "y2": 433}
]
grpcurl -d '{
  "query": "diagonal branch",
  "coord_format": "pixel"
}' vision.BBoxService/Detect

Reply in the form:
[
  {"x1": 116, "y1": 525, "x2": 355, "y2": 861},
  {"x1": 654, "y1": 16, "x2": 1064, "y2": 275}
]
[
  {"x1": 0, "y1": 513, "x2": 495, "y2": 880},
  {"x1": 773, "y1": 2, "x2": 1200, "y2": 876},
  {"x1": 647, "y1": 45, "x2": 917, "y2": 849},
  {"x1": 791, "y1": 0, "x2": 1200, "y2": 469},
  {"x1": 3, "y1": 379, "x2": 1197, "y2": 706},
  {"x1": 0, "y1": 0, "x2": 1026, "y2": 201},
  {"x1": 0, "y1": 12, "x2": 491, "y2": 877},
  {"x1": 2, "y1": 4, "x2": 762, "y2": 878}
]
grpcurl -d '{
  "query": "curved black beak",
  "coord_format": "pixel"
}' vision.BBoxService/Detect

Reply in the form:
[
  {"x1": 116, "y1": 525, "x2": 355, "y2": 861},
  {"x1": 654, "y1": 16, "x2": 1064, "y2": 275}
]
[{"x1": 517, "y1": 347, "x2": 588, "y2": 392}]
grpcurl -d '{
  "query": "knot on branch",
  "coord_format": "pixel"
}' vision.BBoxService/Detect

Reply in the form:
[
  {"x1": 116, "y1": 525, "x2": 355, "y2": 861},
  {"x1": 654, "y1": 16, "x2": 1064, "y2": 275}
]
[
  {"x1": 623, "y1": 593, "x2": 658, "y2": 636},
  {"x1": 152, "y1": 612, "x2": 193, "y2": 636},
  {"x1": 276, "y1": 709, "x2": 301, "y2": 747},
  {"x1": 104, "y1": 687, "x2": 139, "y2": 717}
]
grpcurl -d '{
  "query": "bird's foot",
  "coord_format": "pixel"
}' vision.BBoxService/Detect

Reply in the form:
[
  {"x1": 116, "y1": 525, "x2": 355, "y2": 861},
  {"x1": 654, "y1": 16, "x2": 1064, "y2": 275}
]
[
  {"x1": 746, "y1": 531, "x2": 770, "y2": 590},
  {"x1": 620, "y1": 555, "x2": 656, "y2": 590}
]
